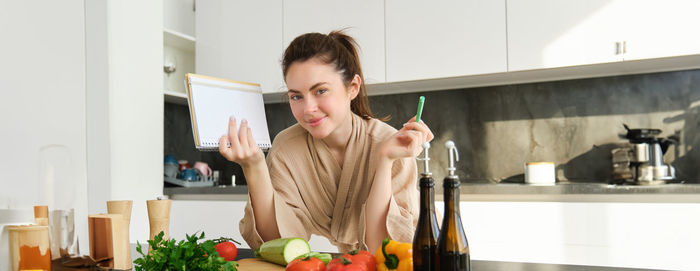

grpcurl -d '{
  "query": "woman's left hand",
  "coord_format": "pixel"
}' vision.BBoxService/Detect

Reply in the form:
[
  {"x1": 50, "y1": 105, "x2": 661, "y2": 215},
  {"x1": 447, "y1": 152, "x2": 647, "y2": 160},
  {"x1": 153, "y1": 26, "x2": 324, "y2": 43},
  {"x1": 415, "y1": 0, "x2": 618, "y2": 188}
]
[{"x1": 379, "y1": 116, "x2": 434, "y2": 162}]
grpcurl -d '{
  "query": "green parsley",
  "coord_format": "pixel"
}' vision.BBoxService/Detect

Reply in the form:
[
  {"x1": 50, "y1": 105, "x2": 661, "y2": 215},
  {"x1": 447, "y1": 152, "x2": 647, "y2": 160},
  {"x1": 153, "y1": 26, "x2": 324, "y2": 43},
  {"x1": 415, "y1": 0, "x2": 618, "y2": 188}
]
[{"x1": 134, "y1": 231, "x2": 238, "y2": 271}]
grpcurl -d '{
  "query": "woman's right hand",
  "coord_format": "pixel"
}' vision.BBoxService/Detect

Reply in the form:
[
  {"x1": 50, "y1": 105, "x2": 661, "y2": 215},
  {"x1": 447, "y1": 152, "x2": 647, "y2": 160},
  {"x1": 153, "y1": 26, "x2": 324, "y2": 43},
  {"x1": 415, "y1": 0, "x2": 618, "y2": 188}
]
[
  {"x1": 378, "y1": 116, "x2": 434, "y2": 162},
  {"x1": 219, "y1": 117, "x2": 265, "y2": 168}
]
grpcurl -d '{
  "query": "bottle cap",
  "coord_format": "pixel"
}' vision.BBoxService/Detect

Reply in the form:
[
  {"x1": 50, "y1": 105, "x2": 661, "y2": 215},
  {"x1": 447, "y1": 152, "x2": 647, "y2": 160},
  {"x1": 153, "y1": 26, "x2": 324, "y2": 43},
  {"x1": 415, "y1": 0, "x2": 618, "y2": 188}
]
[
  {"x1": 417, "y1": 142, "x2": 432, "y2": 177},
  {"x1": 445, "y1": 140, "x2": 459, "y2": 177}
]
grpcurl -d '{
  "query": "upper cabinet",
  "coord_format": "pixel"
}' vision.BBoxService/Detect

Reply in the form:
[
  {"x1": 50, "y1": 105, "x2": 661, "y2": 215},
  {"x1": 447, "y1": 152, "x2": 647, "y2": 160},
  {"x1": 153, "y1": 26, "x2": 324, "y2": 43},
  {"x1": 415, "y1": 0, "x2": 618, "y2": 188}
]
[
  {"x1": 196, "y1": 0, "x2": 285, "y2": 94},
  {"x1": 190, "y1": 1, "x2": 700, "y2": 98},
  {"x1": 283, "y1": 0, "x2": 386, "y2": 85},
  {"x1": 164, "y1": 0, "x2": 195, "y2": 37},
  {"x1": 507, "y1": 0, "x2": 700, "y2": 71},
  {"x1": 385, "y1": 0, "x2": 507, "y2": 82},
  {"x1": 507, "y1": 0, "x2": 625, "y2": 71},
  {"x1": 163, "y1": 0, "x2": 195, "y2": 102},
  {"x1": 622, "y1": 0, "x2": 700, "y2": 61}
]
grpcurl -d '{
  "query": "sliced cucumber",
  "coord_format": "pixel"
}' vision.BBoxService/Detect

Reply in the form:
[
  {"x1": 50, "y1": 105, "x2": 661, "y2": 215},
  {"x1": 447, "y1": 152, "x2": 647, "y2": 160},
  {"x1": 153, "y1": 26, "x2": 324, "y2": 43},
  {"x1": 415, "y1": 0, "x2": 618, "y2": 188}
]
[{"x1": 254, "y1": 237, "x2": 311, "y2": 265}]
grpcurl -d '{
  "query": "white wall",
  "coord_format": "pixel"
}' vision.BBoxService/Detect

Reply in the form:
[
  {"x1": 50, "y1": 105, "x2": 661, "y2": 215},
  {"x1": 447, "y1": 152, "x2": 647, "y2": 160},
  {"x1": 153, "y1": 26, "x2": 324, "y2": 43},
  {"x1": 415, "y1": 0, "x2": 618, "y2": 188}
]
[
  {"x1": 0, "y1": 0, "x2": 89, "y2": 257},
  {"x1": 1, "y1": 0, "x2": 164, "y2": 256},
  {"x1": 86, "y1": 0, "x2": 112, "y2": 222},
  {"x1": 171, "y1": 199, "x2": 700, "y2": 270}
]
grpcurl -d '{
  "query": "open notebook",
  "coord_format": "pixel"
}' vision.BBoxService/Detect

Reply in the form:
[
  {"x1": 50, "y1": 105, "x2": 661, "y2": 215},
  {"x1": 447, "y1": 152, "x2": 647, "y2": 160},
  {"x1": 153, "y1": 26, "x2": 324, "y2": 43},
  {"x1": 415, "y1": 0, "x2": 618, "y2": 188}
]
[{"x1": 185, "y1": 73, "x2": 271, "y2": 151}]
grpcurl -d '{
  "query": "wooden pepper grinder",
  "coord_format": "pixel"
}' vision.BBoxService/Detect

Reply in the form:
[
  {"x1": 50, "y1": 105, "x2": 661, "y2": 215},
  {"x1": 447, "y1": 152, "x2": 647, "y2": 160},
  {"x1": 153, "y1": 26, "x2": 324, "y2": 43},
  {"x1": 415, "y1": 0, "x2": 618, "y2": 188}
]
[
  {"x1": 107, "y1": 200, "x2": 132, "y2": 270},
  {"x1": 147, "y1": 199, "x2": 172, "y2": 241},
  {"x1": 33, "y1": 205, "x2": 49, "y2": 226},
  {"x1": 8, "y1": 225, "x2": 51, "y2": 271}
]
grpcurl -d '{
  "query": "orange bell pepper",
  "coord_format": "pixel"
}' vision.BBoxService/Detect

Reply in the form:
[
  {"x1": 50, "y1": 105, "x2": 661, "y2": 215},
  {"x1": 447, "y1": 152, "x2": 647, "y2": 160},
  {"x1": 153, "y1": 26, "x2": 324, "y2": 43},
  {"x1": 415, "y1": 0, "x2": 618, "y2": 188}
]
[{"x1": 375, "y1": 238, "x2": 412, "y2": 271}]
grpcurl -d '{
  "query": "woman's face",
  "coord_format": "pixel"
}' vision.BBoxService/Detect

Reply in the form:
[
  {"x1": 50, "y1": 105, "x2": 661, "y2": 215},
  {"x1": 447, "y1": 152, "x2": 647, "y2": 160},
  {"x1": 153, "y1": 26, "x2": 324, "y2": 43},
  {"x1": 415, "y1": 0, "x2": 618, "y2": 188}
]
[{"x1": 285, "y1": 57, "x2": 359, "y2": 139}]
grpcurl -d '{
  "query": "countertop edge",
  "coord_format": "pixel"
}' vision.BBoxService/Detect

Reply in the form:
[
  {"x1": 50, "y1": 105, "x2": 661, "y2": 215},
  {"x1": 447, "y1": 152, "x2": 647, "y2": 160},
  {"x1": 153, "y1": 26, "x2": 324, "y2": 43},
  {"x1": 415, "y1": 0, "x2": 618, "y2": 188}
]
[{"x1": 164, "y1": 184, "x2": 700, "y2": 203}]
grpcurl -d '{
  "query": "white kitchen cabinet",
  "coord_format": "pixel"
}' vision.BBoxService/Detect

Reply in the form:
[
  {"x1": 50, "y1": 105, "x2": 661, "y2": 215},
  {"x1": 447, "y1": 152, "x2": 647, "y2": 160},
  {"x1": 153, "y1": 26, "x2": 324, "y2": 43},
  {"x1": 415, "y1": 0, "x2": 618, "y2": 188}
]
[
  {"x1": 164, "y1": 0, "x2": 195, "y2": 37},
  {"x1": 163, "y1": 28, "x2": 195, "y2": 102},
  {"x1": 507, "y1": 0, "x2": 625, "y2": 71},
  {"x1": 622, "y1": 0, "x2": 700, "y2": 61},
  {"x1": 163, "y1": 0, "x2": 196, "y2": 102},
  {"x1": 385, "y1": 0, "x2": 506, "y2": 82},
  {"x1": 507, "y1": 0, "x2": 700, "y2": 72},
  {"x1": 283, "y1": 0, "x2": 386, "y2": 85},
  {"x1": 196, "y1": 0, "x2": 285, "y2": 94}
]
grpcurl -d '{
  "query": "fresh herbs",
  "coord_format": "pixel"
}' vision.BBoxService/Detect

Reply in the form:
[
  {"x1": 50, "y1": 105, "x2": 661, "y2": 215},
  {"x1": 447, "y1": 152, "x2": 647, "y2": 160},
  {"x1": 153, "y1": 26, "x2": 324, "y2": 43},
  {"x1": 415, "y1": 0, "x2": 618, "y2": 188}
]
[{"x1": 134, "y1": 231, "x2": 238, "y2": 271}]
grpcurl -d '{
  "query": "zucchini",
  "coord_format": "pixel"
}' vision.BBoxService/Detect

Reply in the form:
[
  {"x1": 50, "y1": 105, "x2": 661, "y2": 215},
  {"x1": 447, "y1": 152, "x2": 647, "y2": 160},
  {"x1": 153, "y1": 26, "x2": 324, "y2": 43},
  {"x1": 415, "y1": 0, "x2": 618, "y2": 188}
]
[
  {"x1": 294, "y1": 251, "x2": 333, "y2": 265},
  {"x1": 254, "y1": 237, "x2": 311, "y2": 265}
]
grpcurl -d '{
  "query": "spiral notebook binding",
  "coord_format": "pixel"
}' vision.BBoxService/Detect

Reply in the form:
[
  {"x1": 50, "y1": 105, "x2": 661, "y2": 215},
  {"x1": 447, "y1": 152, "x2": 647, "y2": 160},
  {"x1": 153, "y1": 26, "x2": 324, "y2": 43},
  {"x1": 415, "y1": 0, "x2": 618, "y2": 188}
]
[{"x1": 197, "y1": 139, "x2": 271, "y2": 151}]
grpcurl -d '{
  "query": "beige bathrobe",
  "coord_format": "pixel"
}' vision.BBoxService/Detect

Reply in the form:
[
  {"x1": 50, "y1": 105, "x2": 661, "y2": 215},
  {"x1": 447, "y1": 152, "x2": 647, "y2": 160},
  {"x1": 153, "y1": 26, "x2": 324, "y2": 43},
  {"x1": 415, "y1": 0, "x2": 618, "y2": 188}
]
[{"x1": 239, "y1": 113, "x2": 419, "y2": 252}]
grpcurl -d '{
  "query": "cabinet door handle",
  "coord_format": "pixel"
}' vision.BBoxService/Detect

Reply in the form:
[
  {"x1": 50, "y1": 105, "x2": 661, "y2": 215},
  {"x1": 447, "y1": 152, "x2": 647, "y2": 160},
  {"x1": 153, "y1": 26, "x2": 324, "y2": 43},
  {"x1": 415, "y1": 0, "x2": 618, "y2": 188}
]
[
  {"x1": 623, "y1": 41, "x2": 627, "y2": 54},
  {"x1": 615, "y1": 42, "x2": 621, "y2": 55}
]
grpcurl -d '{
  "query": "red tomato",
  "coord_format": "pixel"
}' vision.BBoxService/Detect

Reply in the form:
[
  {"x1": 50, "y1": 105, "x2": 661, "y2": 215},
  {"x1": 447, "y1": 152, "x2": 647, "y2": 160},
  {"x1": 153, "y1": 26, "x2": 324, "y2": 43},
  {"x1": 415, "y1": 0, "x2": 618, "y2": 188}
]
[
  {"x1": 343, "y1": 250, "x2": 376, "y2": 271},
  {"x1": 215, "y1": 241, "x2": 237, "y2": 261},
  {"x1": 326, "y1": 257, "x2": 367, "y2": 271},
  {"x1": 286, "y1": 256, "x2": 326, "y2": 271}
]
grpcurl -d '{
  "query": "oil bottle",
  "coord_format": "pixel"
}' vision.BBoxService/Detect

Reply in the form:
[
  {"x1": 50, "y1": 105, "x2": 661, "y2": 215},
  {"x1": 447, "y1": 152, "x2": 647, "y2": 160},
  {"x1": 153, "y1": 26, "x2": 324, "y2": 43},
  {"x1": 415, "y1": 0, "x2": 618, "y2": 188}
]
[
  {"x1": 436, "y1": 141, "x2": 470, "y2": 271},
  {"x1": 413, "y1": 142, "x2": 440, "y2": 271}
]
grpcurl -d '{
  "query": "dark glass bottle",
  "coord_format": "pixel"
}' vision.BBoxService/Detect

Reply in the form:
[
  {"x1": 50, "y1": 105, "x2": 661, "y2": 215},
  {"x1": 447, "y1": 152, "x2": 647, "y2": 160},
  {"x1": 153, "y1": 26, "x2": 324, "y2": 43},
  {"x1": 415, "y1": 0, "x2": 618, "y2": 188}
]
[
  {"x1": 436, "y1": 141, "x2": 470, "y2": 271},
  {"x1": 413, "y1": 142, "x2": 440, "y2": 271}
]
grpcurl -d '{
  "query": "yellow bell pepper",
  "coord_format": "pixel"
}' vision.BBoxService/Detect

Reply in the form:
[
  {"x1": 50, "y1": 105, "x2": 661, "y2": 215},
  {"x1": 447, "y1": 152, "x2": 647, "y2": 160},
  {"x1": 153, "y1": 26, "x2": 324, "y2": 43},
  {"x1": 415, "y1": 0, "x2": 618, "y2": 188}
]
[{"x1": 375, "y1": 238, "x2": 412, "y2": 271}]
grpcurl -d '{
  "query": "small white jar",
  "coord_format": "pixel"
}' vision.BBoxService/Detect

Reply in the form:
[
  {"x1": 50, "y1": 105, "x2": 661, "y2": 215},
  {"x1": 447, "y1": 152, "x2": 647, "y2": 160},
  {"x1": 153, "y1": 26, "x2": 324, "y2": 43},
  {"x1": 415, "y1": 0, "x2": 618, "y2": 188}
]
[{"x1": 525, "y1": 162, "x2": 556, "y2": 185}]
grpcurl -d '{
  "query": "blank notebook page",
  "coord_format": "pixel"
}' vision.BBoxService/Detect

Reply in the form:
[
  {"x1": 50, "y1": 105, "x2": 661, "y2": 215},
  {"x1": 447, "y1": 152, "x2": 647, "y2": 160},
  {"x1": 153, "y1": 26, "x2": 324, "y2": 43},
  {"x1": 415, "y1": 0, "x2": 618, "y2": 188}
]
[{"x1": 185, "y1": 74, "x2": 271, "y2": 151}]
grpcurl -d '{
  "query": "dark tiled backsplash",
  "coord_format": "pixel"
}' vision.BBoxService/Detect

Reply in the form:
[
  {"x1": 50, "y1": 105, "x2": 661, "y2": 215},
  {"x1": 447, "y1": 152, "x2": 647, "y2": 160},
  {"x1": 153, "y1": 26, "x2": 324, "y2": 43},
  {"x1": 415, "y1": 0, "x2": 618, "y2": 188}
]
[{"x1": 165, "y1": 69, "x2": 700, "y2": 184}]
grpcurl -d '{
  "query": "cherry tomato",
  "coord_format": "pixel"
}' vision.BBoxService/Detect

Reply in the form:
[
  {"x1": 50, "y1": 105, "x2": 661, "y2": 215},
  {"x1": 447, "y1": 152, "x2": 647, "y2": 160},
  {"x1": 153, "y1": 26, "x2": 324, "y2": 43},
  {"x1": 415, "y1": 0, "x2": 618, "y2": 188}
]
[{"x1": 215, "y1": 241, "x2": 237, "y2": 261}]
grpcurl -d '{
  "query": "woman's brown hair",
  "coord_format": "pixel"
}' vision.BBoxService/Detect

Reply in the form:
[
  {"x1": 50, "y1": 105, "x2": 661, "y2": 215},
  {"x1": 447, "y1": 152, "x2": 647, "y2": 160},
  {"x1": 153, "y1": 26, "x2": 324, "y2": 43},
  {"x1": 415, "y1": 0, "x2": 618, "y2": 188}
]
[{"x1": 282, "y1": 30, "x2": 387, "y2": 121}]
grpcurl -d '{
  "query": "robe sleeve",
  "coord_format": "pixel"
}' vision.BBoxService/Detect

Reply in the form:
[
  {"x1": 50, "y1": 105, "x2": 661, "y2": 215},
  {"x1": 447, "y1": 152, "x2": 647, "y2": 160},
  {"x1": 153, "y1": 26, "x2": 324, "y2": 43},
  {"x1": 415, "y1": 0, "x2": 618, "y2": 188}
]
[
  {"x1": 239, "y1": 151, "x2": 314, "y2": 250},
  {"x1": 385, "y1": 156, "x2": 419, "y2": 242},
  {"x1": 358, "y1": 156, "x2": 419, "y2": 250}
]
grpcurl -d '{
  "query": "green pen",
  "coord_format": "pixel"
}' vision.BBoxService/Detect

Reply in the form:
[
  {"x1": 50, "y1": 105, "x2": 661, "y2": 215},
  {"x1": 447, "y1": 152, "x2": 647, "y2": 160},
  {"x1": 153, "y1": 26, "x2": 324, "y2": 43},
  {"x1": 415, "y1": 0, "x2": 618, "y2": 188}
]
[{"x1": 416, "y1": 96, "x2": 425, "y2": 123}]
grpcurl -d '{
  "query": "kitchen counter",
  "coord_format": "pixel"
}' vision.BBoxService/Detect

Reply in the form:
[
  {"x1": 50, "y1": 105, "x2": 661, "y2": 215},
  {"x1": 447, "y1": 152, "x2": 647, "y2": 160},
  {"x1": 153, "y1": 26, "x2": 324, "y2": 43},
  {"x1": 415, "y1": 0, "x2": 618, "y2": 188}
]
[
  {"x1": 164, "y1": 185, "x2": 250, "y2": 200},
  {"x1": 164, "y1": 183, "x2": 700, "y2": 202},
  {"x1": 125, "y1": 245, "x2": 667, "y2": 270},
  {"x1": 230, "y1": 248, "x2": 666, "y2": 271}
]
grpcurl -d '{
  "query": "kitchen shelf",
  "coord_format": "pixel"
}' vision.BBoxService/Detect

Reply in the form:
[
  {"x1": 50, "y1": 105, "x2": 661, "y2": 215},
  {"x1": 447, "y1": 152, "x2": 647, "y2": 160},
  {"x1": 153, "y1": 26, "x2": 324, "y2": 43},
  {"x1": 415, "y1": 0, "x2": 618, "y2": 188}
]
[
  {"x1": 163, "y1": 28, "x2": 195, "y2": 52},
  {"x1": 164, "y1": 89, "x2": 188, "y2": 105}
]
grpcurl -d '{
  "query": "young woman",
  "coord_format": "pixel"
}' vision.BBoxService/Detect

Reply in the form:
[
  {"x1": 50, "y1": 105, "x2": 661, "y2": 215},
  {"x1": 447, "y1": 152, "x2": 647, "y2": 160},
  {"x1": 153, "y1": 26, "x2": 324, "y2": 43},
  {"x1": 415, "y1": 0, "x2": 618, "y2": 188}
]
[{"x1": 219, "y1": 30, "x2": 433, "y2": 253}]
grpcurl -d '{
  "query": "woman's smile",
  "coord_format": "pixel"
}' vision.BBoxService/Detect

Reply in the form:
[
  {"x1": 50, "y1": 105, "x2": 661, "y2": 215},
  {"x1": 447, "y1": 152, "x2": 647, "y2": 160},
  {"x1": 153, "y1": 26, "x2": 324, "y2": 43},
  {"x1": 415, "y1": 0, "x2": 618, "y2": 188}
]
[{"x1": 307, "y1": 116, "x2": 326, "y2": 127}]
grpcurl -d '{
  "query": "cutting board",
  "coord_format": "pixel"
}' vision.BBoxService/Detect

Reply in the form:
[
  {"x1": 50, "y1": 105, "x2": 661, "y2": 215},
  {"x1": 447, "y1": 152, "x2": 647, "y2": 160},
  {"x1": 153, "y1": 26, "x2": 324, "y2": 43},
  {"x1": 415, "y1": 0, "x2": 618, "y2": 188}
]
[{"x1": 237, "y1": 258, "x2": 286, "y2": 271}]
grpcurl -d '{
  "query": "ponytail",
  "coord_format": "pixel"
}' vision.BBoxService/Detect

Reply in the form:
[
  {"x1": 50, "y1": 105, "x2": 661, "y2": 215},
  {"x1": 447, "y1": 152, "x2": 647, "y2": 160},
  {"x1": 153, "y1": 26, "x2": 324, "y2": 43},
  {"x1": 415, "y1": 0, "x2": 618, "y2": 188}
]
[{"x1": 282, "y1": 30, "x2": 388, "y2": 121}]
